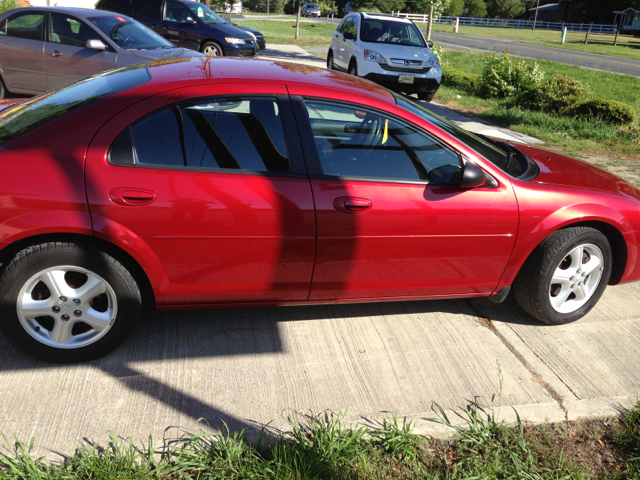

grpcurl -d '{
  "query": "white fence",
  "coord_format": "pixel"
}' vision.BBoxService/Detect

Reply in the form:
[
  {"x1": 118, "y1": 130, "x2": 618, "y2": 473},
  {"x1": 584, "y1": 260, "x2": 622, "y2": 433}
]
[{"x1": 392, "y1": 12, "x2": 617, "y2": 34}]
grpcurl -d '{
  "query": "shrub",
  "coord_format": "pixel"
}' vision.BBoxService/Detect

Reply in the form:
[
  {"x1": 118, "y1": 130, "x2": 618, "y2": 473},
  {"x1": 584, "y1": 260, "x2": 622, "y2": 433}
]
[
  {"x1": 518, "y1": 74, "x2": 590, "y2": 114},
  {"x1": 441, "y1": 65, "x2": 478, "y2": 91},
  {"x1": 0, "y1": 0, "x2": 18, "y2": 13},
  {"x1": 477, "y1": 51, "x2": 544, "y2": 99},
  {"x1": 572, "y1": 99, "x2": 637, "y2": 126},
  {"x1": 431, "y1": 40, "x2": 444, "y2": 64}
]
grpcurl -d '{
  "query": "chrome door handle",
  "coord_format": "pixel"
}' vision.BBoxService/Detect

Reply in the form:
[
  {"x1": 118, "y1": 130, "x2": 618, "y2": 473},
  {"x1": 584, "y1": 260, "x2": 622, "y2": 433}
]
[{"x1": 51, "y1": 50, "x2": 62, "y2": 57}]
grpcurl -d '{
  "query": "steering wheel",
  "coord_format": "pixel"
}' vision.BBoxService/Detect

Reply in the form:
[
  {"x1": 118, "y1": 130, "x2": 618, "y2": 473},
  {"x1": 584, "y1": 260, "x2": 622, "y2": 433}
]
[{"x1": 358, "y1": 113, "x2": 381, "y2": 149}]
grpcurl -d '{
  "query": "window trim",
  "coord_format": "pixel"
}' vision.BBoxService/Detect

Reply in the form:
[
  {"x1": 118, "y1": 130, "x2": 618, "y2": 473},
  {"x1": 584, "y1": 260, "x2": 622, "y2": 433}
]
[
  {"x1": 290, "y1": 95, "x2": 463, "y2": 186},
  {"x1": 107, "y1": 94, "x2": 308, "y2": 177}
]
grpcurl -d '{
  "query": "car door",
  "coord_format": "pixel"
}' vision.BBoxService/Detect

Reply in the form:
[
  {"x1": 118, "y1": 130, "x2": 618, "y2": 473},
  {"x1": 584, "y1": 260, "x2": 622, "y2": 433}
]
[
  {"x1": 342, "y1": 14, "x2": 358, "y2": 70},
  {"x1": 44, "y1": 13, "x2": 118, "y2": 90},
  {"x1": 0, "y1": 11, "x2": 47, "y2": 94},
  {"x1": 85, "y1": 85, "x2": 316, "y2": 306},
  {"x1": 332, "y1": 16, "x2": 351, "y2": 70},
  {"x1": 130, "y1": 0, "x2": 163, "y2": 30},
  {"x1": 160, "y1": 0, "x2": 200, "y2": 50},
  {"x1": 292, "y1": 97, "x2": 519, "y2": 300}
]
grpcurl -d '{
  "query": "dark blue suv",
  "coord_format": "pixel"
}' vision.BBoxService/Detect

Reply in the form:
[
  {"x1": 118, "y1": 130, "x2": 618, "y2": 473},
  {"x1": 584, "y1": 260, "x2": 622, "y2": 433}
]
[{"x1": 96, "y1": 0, "x2": 265, "y2": 56}]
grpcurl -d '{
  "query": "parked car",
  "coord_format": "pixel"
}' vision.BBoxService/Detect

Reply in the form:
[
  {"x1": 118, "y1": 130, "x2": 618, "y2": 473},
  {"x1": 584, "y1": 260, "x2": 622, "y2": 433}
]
[
  {"x1": 222, "y1": 19, "x2": 266, "y2": 50},
  {"x1": 327, "y1": 12, "x2": 441, "y2": 101},
  {"x1": 301, "y1": 3, "x2": 321, "y2": 17},
  {"x1": 96, "y1": 0, "x2": 261, "y2": 56},
  {"x1": 1, "y1": 57, "x2": 640, "y2": 362},
  {"x1": 0, "y1": 6, "x2": 202, "y2": 98}
]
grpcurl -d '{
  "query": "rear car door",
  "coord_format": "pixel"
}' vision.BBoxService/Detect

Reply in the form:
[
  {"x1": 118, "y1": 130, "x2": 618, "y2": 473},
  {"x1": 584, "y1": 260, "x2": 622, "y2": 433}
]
[
  {"x1": 44, "y1": 13, "x2": 118, "y2": 90},
  {"x1": 0, "y1": 11, "x2": 47, "y2": 94},
  {"x1": 292, "y1": 97, "x2": 519, "y2": 300},
  {"x1": 86, "y1": 86, "x2": 316, "y2": 306}
]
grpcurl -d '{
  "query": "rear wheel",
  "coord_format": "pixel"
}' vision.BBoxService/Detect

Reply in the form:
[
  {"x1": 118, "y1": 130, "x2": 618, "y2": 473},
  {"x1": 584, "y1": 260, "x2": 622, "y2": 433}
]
[
  {"x1": 514, "y1": 227, "x2": 611, "y2": 325},
  {"x1": 0, "y1": 242, "x2": 142, "y2": 362},
  {"x1": 201, "y1": 41, "x2": 223, "y2": 56}
]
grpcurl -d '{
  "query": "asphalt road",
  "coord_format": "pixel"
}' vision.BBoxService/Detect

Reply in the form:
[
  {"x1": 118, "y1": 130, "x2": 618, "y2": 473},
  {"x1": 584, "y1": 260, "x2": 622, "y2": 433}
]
[{"x1": 432, "y1": 31, "x2": 640, "y2": 77}]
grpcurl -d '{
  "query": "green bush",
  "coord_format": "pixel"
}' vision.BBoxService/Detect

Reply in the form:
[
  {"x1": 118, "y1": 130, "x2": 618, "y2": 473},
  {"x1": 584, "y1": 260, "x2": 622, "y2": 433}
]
[
  {"x1": 477, "y1": 51, "x2": 544, "y2": 99},
  {"x1": 431, "y1": 40, "x2": 444, "y2": 64},
  {"x1": 518, "y1": 74, "x2": 590, "y2": 114},
  {"x1": 442, "y1": 65, "x2": 478, "y2": 91},
  {"x1": 573, "y1": 99, "x2": 637, "y2": 126},
  {"x1": 0, "y1": 0, "x2": 18, "y2": 14}
]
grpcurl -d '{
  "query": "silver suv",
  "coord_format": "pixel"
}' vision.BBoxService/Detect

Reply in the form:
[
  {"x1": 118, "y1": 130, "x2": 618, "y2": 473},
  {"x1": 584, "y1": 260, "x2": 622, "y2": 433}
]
[{"x1": 327, "y1": 12, "x2": 441, "y2": 101}]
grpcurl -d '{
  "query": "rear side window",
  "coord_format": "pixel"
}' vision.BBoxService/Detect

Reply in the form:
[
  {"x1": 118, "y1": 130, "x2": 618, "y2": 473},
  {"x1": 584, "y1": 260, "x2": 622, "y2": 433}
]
[
  {"x1": 4, "y1": 13, "x2": 44, "y2": 41},
  {"x1": 0, "y1": 64, "x2": 150, "y2": 146},
  {"x1": 109, "y1": 97, "x2": 291, "y2": 173},
  {"x1": 131, "y1": 0, "x2": 162, "y2": 18}
]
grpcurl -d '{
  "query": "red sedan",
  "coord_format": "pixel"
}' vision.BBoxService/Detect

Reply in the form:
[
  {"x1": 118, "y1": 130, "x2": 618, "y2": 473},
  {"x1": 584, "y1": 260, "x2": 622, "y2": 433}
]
[{"x1": 0, "y1": 57, "x2": 639, "y2": 362}]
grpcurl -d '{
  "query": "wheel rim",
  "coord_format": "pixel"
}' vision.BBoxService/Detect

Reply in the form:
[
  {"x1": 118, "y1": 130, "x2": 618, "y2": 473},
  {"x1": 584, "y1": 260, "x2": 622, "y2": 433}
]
[
  {"x1": 349, "y1": 65, "x2": 356, "y2": 75},
  {"x1": 17, "y1": 266, "x2": 118, "y2": 349},
  {"x1": 549, "y1": 243, "x2": 604, "y2": 314},
  {"x1": 203, "y1": 45, "x2": 219, "y2": 56}
]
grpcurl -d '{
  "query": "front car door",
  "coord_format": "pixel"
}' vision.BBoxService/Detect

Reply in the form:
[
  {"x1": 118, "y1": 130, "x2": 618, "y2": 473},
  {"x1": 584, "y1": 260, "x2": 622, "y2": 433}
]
[
  {"x1": 291, "y1": 96, "x2": 519, "y2": 301},
  {"x1": 0, "y1": 11, "x2": 47, "y2": 94},
  {"x1": 44, "y1": 12, "x2": 118, "y2": 90},
  {"x1": 333, "y1": 16, "x2": 352, "y2": 70},
  {"x1": 86, "y1": 85, "x2": 316, "y2": 306},
  {"x1": 161, "y1": 0, "x2": 199, "y2": 50}
]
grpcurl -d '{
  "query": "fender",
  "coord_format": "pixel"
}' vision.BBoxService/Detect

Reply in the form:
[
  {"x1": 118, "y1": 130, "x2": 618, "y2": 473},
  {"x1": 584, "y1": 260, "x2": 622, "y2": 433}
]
[
  {"x1": 91, "y1": 215, "x2": 170, "y2": 296},
  {"x1": 0, "y1": 210, "x2": 93, "y2": 245},
  {"x1": 497, "y1": 201, "x2": 634, "y2": 290}
]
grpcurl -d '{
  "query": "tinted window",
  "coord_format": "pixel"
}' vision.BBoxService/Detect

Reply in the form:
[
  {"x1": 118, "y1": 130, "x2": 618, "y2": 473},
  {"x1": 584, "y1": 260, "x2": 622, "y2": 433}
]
[
  {"x1": 360, "y1": 18, "x2": 425, "y2": 47},
  {"x1": 303, "y1": 100, "x2": 462, "y2": 184},
  {"x1": 5, "y1": 13, "x2": 44, "y2": 41},
  {"x1": 183, "y1": 3, "x2": 226, "y2": 24},
  {"x1": 101, "y1": 0, "x2": 131, "y2": 13},
  {"x1": 49, "y1": 13, "x2": 97, "y2": 47},
  {"x1": 131, "y1": 0, "x2": 162, "y2": 18},
  {"x1": 0, "y1": 64, "x2": 150, "y2": 146},
  {"x1": 393, "y1": 93, "x2": 522, "y2": 176},
  {"x1": 164, "y1": 1, "x2": 190, "y2": 23},
  {"x1": 112, "y1": 97, "x2": 291, "y2": 173},
  {"x1": 88, "y1": 15, "x2": 173, "y2": 49}
]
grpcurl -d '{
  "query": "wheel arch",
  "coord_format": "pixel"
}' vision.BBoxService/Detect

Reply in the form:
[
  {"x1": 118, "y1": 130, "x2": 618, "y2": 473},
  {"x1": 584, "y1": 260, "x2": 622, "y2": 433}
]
[
  {"x1": 0, "y1": 232, "x2": 156, "y2": 312},
  {"x1": 199, "y1": 38, "x2": 224, "y2": 53}
]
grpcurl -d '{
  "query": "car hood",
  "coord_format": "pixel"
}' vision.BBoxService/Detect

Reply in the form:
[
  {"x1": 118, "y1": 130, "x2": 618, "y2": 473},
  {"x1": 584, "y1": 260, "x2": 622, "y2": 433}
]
[
  {"x1": 361, "y1": 42, "x2": 433, "y2": 61},
  {"x1": 129, "y1": 48, "x2": 204, "y2": 60},
  {"x1": 206, "y1": 22, "x2": 255, "y2": 39},
  {"x1": 516, "y1": 144, "x2": 640, "y2": 200},
  {"x1": 234, "y1": 24, "x2": 262, "y2": 36}
]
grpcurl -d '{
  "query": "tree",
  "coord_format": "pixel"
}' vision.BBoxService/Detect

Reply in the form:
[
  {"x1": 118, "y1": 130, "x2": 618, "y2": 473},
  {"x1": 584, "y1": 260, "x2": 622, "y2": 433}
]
[
  {"x1": 352, "y1": 0, "x2": 405, "y2": 13},
  {"x1": 407, "y1": 0, "x2": 452, "y2": 16},
  {"x1": 443, "y1": 0, "x2": 465, "y2": 15},
  {"x1": 486, "y1": 0, "x2": 525, "y2": 18},
  {"x1": 465, "y1": 0, "x2": 487, "y2": 16}
]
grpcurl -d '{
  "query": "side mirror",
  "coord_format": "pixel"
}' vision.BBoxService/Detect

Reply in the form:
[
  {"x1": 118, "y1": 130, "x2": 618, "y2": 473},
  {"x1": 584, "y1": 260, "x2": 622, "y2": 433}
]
[
  {"x1": 427, "y1": 40, "x2": 434, "y2": 48},
  {"x1": 460, "y1": 161, "x2": 498, "y2": 188},
  {"x1": 186, "y1": 16, "x2": 197, "y2": 24},
  {"x1": 86, "y1": 39, "x2": 107, "y2": 51},
  {"x1": 343, "y1": 31, "x2": 355, "y2": 40}
]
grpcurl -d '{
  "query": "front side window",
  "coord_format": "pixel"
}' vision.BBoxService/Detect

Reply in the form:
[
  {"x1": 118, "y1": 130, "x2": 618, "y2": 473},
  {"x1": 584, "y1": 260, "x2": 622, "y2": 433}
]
[
  {"x1": 4, "y1": 12, "x2": 44, "y2": 41},
  {"x1": 303, "y1": 100, "x2": 462, "y2": 184},
  {"x1": 183, "y1": 3, "x2": 226, "y2": 24},
  {"x1": 49, "y1": 13, "x2": 97, "y2": 47},
  {"x1": 88, "y1": 15, "x2": 173, "y2": 49},
  {"x1": 347, "y1": 15, "x2": 358, "y2": 36},
  {"x1": 360, "y1": 19, "x2": 425, "y2": 47},
  {"x1": 110, "y1": 97, "x2": 291, "y2": 173},
  {"x1": 337, "y1": 17, "x2": 352, "y2": 34},
  {"x1": 164, "y1": 1, "x2": 191, "y2": 23}
]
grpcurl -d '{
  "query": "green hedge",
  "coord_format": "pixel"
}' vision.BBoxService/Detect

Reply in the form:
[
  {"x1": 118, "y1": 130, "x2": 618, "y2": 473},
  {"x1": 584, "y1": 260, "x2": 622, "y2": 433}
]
[
  {"x1": 572, "y1": 99, "x2": 637, "y2": 126},
  {"x1": 441, "y1": 65, "x2": 478, "y2": 91}
]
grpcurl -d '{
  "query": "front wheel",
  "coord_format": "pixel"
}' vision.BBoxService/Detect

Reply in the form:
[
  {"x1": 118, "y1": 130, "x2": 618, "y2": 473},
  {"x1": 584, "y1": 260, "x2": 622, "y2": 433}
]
[
  {"x1": 514, "y1": 227, "x2": 612, "y2": 325},
  {"x1": 201, "y1": 41, "x2": 223, "y2": 56},
  {"x1": 327, "y1": 51, "x2": 334, "y2": 70},
  {"x1": 348, "y1": 61, "x2": 357, "y2": 76},
  {"x1": 0, "y1": 242, "x2": 142, "y2": 362}
]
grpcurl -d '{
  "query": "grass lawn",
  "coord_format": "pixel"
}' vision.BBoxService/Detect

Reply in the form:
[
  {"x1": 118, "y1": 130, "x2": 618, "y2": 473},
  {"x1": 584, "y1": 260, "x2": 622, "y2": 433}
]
[
  {"x1": 415, "y1": 23, "x2": 640, "y2": 62},
  {"x1": 235, "y1": 19, "x2": 335, "y2": 46},
  {"x1": 1, "y1": 403, "x2": 639, "y2": 479},
  {"x1": 436, "y1": 49, "x2": 640, "y2": 160}
]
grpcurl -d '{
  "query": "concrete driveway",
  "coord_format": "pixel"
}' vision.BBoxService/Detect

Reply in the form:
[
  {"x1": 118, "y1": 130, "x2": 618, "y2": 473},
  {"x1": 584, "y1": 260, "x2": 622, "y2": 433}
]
[{"x1": 1, "y1": 281, "x2": 639, "y2": 458}]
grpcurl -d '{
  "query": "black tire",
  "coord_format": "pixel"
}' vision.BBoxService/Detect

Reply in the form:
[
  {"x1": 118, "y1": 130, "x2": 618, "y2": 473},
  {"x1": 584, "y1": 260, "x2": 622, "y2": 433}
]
[
  {"x1": 0, "y1": 74, "x2": 8, "y2": 100},
  {"x1": 201, "y1": 41, "x2": 223, "y2": 56},
  {"x1": 514, "y1": 227, "x2": 612, "y2": 325},
  {"x1": 0, "y1": 242, "x2": 142, "y2": 362},
  {"x1": 417, "y1": 91, "x2": 436, "y2": 102},
  {"x1": 327, "y1": 51, "x2": 334, "y2": 70},
  {"x1": 348, "y1": 60, "x2": 357, "y2": 76}
]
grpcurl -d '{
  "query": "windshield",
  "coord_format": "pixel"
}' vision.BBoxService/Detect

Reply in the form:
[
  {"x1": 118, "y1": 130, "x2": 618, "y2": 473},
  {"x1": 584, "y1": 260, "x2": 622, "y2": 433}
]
[
  {"x1": 361, "y1": 19, "x2": 425, "y2": 47},
  {"x1": 394, "y1": 93, "x2": 524, "y2": 176},
  {"x1": 0, "y1": 64, "x2": 150, "y2": 146},
  {"x1": 88, "y1": 15, "x2": 174, "y2": 49},
  {"x1": 184, "y1": 3, "x2": 226, "y2": 24}
]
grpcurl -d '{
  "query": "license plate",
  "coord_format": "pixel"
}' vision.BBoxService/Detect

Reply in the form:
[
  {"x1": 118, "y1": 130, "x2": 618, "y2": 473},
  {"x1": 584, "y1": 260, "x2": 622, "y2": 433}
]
[{"x1": 398, "y1": 74, "x2": 415, "y2": 84}]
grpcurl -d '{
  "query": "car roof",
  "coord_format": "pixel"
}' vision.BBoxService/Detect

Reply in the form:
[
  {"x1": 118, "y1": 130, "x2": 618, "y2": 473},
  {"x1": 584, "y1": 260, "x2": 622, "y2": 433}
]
[
  {"x1": 1, "y1": 6, "x2": 128, "y2": 18},
  {"x1": 359, "y1": 12, "x2": 413, "y2": 23},
  {"x1": 137, "y1": 57, "x2": 395, "y2": 105}
]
